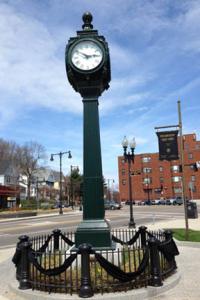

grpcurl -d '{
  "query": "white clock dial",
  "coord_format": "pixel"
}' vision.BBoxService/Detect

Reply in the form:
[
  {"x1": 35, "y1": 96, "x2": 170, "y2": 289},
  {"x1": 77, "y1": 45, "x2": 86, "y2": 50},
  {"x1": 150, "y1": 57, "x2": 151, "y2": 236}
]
[{"x1": 71, "y1": 40, "x2": 103, "y2": 71}]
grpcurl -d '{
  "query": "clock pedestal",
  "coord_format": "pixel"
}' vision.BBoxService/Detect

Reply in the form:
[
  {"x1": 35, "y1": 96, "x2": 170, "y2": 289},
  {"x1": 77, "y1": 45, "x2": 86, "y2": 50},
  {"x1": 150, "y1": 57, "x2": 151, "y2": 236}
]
[
  {"x1": 75, "y1": 95, "x2": 112, "y2": 249},
  {"x1": 66, "y1": 13, "x2": 113, "y2": 249}
]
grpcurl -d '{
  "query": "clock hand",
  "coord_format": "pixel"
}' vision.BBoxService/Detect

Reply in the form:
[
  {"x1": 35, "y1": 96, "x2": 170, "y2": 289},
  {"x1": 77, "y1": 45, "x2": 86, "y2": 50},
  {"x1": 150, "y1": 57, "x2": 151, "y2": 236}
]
[
  {"x1": 77, "y1": 51, "x2": 87, "y2": 58},
  {"x1": 77, "y1": 51, "x2": 90, "y2": 58}
]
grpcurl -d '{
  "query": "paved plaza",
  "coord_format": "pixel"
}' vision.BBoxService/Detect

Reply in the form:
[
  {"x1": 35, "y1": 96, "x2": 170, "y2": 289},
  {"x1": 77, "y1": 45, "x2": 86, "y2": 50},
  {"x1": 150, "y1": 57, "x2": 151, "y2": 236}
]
[{"x1": 0, "y1": 213, "x2": 200, "y2": 300}]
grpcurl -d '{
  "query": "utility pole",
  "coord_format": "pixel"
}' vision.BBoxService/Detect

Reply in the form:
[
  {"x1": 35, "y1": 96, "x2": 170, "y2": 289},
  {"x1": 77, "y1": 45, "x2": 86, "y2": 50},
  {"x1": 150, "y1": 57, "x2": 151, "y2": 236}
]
[{"x1": 178, "y1": 100, "x2": 189, "y2": 240}]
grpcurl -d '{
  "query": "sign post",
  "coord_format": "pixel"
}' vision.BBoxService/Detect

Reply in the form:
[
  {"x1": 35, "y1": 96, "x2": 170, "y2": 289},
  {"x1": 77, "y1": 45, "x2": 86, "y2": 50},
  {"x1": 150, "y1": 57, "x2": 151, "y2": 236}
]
[{"x1": 155, "y1": 100, "x2": 189, "y2": 240}]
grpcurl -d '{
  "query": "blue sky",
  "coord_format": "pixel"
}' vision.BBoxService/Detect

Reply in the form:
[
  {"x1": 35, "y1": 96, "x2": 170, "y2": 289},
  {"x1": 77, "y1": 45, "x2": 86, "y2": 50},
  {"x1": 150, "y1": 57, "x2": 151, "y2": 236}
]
[{"x1": 0, "y1": 0, "x2": 200, "y2": 187}]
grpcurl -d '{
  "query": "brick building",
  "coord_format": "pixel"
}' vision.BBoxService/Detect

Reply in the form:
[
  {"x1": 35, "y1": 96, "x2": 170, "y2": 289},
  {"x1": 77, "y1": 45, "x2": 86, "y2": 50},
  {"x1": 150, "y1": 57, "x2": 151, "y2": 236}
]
[{"x1": 118, "y1": 133, "x2": 200, "y2": 202}]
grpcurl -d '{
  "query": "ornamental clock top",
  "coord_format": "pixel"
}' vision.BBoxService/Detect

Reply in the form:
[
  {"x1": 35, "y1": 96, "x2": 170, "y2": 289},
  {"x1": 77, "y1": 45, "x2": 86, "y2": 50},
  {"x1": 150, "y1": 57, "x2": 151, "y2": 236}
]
[
  {"x1": 82, "y1": 12, "x2": 93, "y2": 30},
  {"x1": 65, "y1": 12, "x2": 111, "y2": 97}
]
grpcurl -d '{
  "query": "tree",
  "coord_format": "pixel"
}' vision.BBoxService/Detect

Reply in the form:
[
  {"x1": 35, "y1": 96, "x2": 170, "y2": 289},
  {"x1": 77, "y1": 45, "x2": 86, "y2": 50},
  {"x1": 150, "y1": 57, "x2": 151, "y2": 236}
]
[
  {"x1": 18, "y1": 142, "x2": 46, "y2": 200},
  {"x1": 70, "y1": 167, "x2": 83, "y2": 206},
  {"x1": 0, "y1": 138, "x2": 20, "y2": 166}
]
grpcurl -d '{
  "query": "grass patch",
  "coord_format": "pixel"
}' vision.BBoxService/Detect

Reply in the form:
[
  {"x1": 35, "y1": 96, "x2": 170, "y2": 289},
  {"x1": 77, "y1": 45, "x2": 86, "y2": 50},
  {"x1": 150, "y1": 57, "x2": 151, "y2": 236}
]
[{"x1": 171, "y1": 228, "x2": 200, "y2": 242}]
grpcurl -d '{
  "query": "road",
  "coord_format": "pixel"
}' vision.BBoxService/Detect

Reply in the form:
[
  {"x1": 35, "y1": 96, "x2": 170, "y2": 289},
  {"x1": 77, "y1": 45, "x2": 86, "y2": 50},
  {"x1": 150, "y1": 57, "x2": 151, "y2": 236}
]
[{"x1": 0, "y1": 205, "x2": 191, "y2": 249}]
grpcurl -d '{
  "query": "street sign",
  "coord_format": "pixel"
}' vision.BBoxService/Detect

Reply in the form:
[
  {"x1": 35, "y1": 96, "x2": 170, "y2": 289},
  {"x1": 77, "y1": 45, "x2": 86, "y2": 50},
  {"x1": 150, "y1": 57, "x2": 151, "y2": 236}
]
[{"x1": 156, "y1": 130, "x2": 179, "y2": 161}]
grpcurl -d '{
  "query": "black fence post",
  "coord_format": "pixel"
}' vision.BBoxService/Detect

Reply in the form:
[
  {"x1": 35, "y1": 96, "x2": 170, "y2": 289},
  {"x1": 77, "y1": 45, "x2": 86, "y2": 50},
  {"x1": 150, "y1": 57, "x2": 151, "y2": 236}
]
[
  {"x1": 163, "y1": 229, "x2": 173, "y2": 241},
  {"x1": 19, "y1": 239, "x2": 32, "y2": 290},
  {"x1": 79, "y1": 243, "x2": 93, "y2": 298},
  {"x1": 12, "y1": 235, "x2": 29, "y2": 281},
  {"x1": 148, "y1": 237, "x2": 163, "y2": 287},
  {"x1": 53, "y1": 229, "x2": 61, "y2": 251},
  {"x1": 139, "y1": 226, "x2": 147, "y2": 247},
  {"x1": 164, "y1": 229, "x2": 177, "y2": 269}
]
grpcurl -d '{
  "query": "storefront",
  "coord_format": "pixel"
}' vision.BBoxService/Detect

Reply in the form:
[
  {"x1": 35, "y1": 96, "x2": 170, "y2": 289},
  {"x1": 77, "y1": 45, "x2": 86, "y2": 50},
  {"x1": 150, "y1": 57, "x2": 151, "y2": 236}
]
[{"x1": 0, "y1": 186, "x2": 20, "y2": 209}]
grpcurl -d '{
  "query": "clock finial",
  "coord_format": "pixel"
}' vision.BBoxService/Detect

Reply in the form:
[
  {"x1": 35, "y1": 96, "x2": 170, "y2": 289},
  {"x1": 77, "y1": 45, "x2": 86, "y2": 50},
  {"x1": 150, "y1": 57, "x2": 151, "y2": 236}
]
[{"x1": 82, "y1": 12, "x2": 93, "y2": 30}]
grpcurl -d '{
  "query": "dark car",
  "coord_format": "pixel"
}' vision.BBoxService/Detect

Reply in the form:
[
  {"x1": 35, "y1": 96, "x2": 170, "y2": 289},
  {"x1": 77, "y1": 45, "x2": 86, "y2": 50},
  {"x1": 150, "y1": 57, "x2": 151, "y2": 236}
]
[
  {"x1": 104, "y1": 200, "x2": 121, "y2": 210},
  {"x1": 144, "y1": 200, "x2": 152, "y2": 205},
  {"x1": 175, "y1": 197, "x2": 183, "y2": 205},
  {"x1": 125, "y1": 200, "x2": 135, "y2": 205}
]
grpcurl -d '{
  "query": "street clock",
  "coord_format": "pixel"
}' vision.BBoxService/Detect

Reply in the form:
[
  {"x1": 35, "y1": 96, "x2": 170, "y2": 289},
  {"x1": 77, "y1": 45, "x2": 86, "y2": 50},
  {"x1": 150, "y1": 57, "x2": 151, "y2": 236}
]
[
  {"x1": 65, "y1": 12, "x2": 111, "y2": 97},
  {"x1": 65, "y1": 12, "x2": 112, "y2": 249}
]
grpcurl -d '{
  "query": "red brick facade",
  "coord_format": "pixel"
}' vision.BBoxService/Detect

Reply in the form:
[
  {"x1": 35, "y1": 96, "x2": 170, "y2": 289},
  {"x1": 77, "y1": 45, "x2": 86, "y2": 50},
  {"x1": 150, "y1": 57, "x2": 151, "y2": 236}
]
[{"x1": 118, "y1": 133, "x2": 200, "y2": 202}]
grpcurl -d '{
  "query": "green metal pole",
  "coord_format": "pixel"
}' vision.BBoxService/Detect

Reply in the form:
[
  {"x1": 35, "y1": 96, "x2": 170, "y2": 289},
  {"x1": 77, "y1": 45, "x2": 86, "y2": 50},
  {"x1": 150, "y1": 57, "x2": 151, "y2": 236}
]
[{"x1": 75, "y1": 96, "x2": 112, "y2": 249}]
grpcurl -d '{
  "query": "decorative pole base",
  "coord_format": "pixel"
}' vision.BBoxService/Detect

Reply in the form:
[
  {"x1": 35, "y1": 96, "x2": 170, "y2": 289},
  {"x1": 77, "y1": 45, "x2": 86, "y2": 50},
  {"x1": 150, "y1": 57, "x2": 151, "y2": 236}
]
[
  {"x1": 129, "y1": 220, "x2": 136, "y2": 228},
  {"x1": 75, "y1": 219, "x2": 113, "y2": 250}
]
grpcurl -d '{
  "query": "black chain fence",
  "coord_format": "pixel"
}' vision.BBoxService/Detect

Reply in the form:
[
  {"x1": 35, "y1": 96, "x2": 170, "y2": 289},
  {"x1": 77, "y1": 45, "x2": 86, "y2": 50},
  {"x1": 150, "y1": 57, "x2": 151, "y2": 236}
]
[{"x1": 12, "y1": 226, "x2": 179, "y2": 297}]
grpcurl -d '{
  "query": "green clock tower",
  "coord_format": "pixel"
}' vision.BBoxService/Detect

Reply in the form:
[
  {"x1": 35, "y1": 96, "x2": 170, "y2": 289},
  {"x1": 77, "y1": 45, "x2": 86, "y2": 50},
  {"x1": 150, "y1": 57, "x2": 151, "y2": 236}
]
[{"x1": 65, "y1": 12, "x2": 112, "y2": 249}]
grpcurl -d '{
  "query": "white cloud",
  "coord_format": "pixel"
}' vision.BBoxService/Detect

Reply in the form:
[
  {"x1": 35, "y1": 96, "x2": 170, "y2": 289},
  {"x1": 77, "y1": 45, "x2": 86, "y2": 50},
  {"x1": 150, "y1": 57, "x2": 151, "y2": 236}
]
[{"x1": 0, "y1": 2, "x2": 81, "y2": 124}]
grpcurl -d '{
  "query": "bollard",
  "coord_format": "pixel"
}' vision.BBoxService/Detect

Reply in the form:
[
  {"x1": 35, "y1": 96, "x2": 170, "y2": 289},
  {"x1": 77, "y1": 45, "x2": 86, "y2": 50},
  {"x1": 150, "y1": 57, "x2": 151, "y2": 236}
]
[
  {"x1": 12, "y1": 235, "x2": 29, "y2": 281},
  {"x1": 19, "y1": 239, "x2": 32, "y2": 290},
  {"x1": 53, "y1": 229, "x2": 61, "y2": 251},
  {"x1": 163, "y1": 229, "x2": 173, "y2": 241},
  {"x1": 16, "y1": 235, "x2": 29, "y2": 281},
  {"x1": 148, "y1": 237, "x2": 163, "y2": 287},
  {"x1": 79, "y1": 243, "x2": 93, "y2": 298},
  {"x1": 164, "y1": 229, "x2": 177, "y2": 269},
  {"x1": 139, "y1": 226, "x2": 147, "y2": 247}
]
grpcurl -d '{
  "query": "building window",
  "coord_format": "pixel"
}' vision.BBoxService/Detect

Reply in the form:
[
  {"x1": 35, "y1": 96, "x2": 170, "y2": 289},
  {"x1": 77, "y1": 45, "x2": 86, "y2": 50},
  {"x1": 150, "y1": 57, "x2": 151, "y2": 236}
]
[
  {"x1": 122, "y1": 179, "x2": 126, "y2": 185},
  {"x1": 160, "y1": 177, "x2": 164, "y2": 183},
  {"x1": 173, "y1": 187, "x2": 182, "y2": 193},
  {"x1": 191, "y1": 175, "x2": 196, "y2": 182},
  {"x1": 159, "y1": 166, "x2": 163, "y2": 172},
  {"x1": 172, "y1": 176, "x2": 182, "y2": 182},
  {"x1": 188, "y1": 153, "x2": 193, "y2": 159},
  {"x1": 171, "y1": 165, "x2": 180, "y2": 172},
  {"x1": 193, "y1": 186, "x2": 197, "y2": 192},
  {"x1": 121, "y1": 159, "x2": 125, "y2": 164},
  {"x1": 143, "y1": 167, "x2": 152, "y2": 173},
  {"x1": 142, "y1": 156, "x2": 151, "y2": 163},
  {"x1": 6, "y1": 176, "x2": 11, "y2": 183},
  {"x1": 184, "y1": 143, "x2": 189, "y2": 151},
  {"x1": 196, "y1": 144, "x2": 200, "y2": 150},
  {"x1": 143, "y1": 177, "x2": 152, "y2": 184},
  {"x1": 122, "y1": 169, "x2": 125, "y2": 175}
]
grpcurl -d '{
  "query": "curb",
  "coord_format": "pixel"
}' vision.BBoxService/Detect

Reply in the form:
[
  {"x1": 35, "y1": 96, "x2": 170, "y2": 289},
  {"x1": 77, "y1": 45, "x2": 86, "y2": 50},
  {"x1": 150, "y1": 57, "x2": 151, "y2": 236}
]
[
  {"x1": 0, "y1": 210, "x2": 82, "y2": 223},
  {"x1": 175, "y1": 240, "x2": 200, "y2": 248},
  {"x1": 9, "y1": 271, "x2": 181, "y2": 300}
]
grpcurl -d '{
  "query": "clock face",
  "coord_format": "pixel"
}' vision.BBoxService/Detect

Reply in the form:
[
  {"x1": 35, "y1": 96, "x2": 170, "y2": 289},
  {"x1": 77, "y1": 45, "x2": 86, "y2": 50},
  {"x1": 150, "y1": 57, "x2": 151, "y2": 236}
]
[{"x1": 71, "y1": 40, "x2": 103, "y2": 71}]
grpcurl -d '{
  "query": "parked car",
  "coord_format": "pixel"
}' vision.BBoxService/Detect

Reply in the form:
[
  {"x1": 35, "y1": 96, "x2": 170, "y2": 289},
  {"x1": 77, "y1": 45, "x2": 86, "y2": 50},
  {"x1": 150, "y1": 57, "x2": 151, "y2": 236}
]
[
  {"x1": 137, "y1": 201, "x2": 145, "y2": 205},
  {"x1": 125, "y1": 200, "x2": 135, "y2": 205},
  {"x1": 159, "y1": 199, "x2": 166, "y2": 205},
  {"x1": 166, "y1": 199, "x2": 174, "y2": 205},
  {"x1": 104, "y1": 200, "x2": 121, "y2": 210},
  {"x1": 175, "y1": 197, "x2": 183, "y2": 205},
  {"x1": 154, "y1": 199, "x2": 161, "y2": 205},
  {"x1": 144, "y1": 200, "x2": 152, "y2": 205}
]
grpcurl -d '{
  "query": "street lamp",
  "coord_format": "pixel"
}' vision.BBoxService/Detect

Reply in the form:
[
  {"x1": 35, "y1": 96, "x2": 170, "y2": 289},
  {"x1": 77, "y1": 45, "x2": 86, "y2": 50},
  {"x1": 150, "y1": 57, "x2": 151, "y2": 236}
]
[
  {"x1": 50, "y1": 150, "x2": 72, "y2": 215},
  {"x1": 122, "y1": 136, "x2": 136, "y2": 228},
  {"x1": 70, "y1": 165, "x2": 79, "y2": 209},
  {"x1": 107, "y1": 179, "x2": 115, "y2": 201}
]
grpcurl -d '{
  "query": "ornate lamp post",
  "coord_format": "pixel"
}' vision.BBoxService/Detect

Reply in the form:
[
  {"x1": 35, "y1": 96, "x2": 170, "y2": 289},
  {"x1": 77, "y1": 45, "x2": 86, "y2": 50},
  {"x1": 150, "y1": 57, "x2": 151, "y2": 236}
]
[
  {"x1": 122, "y1": 136, "x2": 136, "y2": 228},
  {"x1": 50, "y1": 151, "x2": 72, "y2": 215},
  {"x1": 70, "y1": 165, "x2": 79, "y2": 209},
  {"x1": 65, "y1": 12, "x2": 112, "y2": 249}
]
